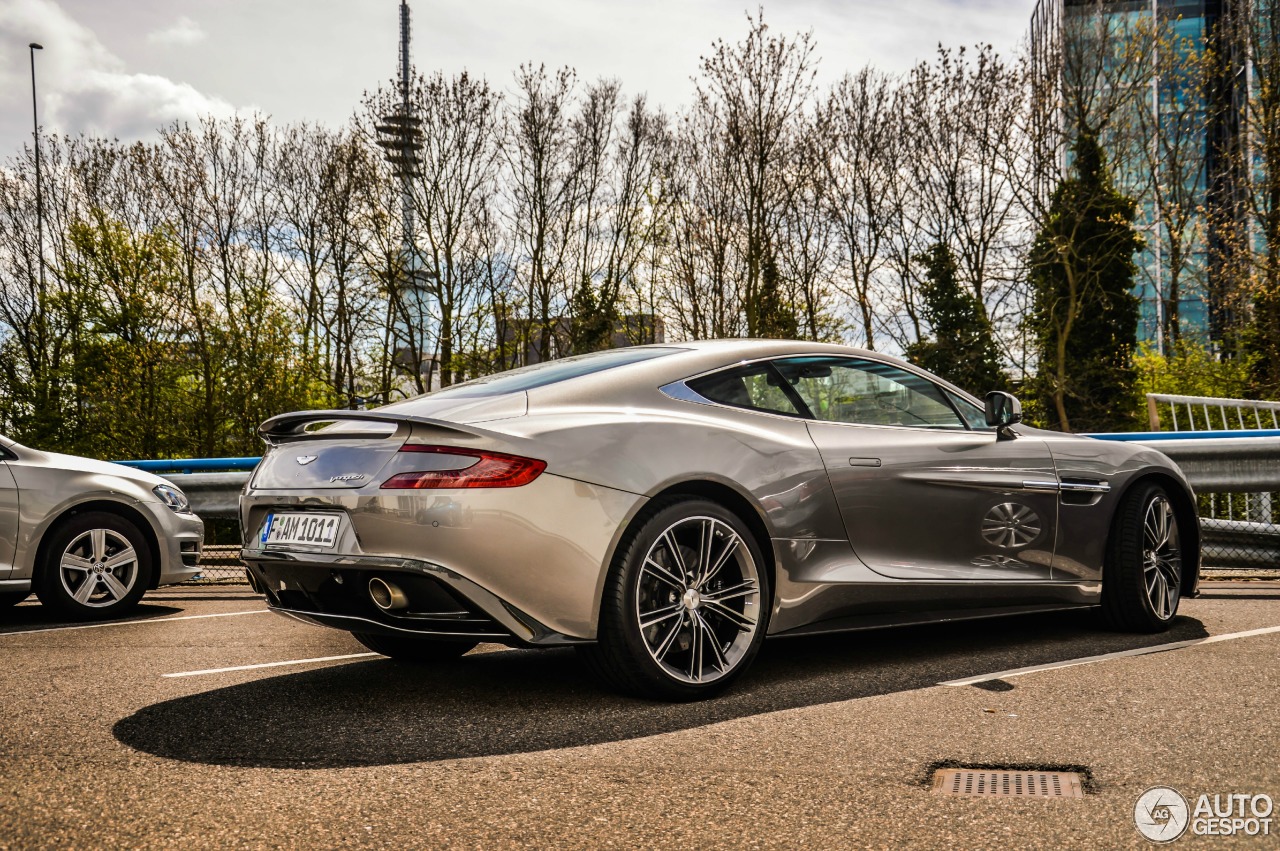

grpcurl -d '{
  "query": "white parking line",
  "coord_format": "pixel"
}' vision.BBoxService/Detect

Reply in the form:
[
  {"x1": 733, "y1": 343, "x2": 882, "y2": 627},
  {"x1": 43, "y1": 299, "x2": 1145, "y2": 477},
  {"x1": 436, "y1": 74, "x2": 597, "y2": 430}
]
[
  {"x1": 939, "y1": 624, "x2": 1280, "y2": 687},
  {"x1": 163, "y1": 652, "x2": 377, "y2": 678},
  {"x1": 0, "y1": 608, "x2": 269, "y2": 638}
]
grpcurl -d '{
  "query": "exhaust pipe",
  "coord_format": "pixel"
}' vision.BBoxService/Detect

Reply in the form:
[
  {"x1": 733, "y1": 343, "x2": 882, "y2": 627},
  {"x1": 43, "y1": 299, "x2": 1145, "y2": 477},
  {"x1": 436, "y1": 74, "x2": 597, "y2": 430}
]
[{"x1": 368, "y1": 577, "x2": 409, "y2": 611}]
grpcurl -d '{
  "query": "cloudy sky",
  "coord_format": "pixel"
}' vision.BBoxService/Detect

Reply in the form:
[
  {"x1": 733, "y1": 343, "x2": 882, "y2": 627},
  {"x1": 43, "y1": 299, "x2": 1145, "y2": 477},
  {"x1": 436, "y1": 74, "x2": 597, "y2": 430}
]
[{"x1": 0, "y1": 0, "x2": 1040, "y2": 155}]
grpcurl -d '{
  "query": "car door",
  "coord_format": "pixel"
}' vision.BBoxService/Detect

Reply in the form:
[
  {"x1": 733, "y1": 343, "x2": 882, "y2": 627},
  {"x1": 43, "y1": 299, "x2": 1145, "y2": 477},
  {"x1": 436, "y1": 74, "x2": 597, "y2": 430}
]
[
  {"x1": 0, "y1": 448, "x2": 18, "y2": 578},
  {"x1": 771, "y1": 356, "x2": 1060, "y2": 581}
]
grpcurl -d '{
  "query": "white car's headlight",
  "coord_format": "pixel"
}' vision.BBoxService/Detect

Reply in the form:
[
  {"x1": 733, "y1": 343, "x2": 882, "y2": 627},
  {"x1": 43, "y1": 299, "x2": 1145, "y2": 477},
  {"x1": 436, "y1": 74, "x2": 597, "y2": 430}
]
[{"x1": 153, "y1": 483, "x2": 191, "y2": 514}]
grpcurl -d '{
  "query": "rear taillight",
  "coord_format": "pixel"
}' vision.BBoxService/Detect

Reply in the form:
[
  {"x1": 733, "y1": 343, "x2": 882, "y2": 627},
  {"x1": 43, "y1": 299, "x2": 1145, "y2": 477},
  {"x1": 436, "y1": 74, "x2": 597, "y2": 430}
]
[{"x1": 380, "y1": 445, "x2": 547, "y2": 489}]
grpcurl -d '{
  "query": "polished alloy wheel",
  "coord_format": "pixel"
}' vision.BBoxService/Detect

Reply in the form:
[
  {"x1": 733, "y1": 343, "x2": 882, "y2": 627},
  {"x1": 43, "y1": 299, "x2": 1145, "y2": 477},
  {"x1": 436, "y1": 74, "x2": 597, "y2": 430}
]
[
  {"x1": 1142, "y1": 495, "x2": 1181, "y2": 620},
  {"x1": 634, "y1": 515, "x2": 760, "y2": 684},
  {"x1": 58, "y1": 528, "x2": 139, "y2": 608}
]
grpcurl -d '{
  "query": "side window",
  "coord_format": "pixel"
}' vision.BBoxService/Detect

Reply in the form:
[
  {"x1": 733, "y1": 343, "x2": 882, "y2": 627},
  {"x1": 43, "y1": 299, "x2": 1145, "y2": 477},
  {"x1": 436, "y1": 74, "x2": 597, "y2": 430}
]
[
  {"x1": 774, "y1": 357, "x2": 967, "y2": 429},
  {"x1": 947, "y1": 390, "x2": 991, "y2": 430},
  {"x1": 687, "y1": 364, "x2": 805, "y2": 417}
]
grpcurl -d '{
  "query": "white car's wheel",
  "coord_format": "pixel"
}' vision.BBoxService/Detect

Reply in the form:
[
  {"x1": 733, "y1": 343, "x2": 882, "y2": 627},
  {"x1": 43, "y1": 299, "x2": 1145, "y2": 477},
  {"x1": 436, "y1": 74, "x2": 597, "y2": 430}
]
[{"x1": 36, "y1": 512, "x2": 153, "y2": 620}]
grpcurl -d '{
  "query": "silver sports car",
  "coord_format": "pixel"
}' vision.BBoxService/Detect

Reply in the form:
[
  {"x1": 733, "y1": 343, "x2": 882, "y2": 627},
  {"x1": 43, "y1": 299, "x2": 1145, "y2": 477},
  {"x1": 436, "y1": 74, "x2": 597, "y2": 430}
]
[
  {"x1": 0, "y1": 436, "x2": 205, "y2": 618},
  {"x1": 240, "y1": 340, "x2": 1198, "y2": 700}
]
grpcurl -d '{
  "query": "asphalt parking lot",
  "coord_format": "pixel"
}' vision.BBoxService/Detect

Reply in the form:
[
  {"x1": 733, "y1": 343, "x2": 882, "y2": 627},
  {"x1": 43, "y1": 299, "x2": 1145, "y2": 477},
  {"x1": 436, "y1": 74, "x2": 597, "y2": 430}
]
[{"x1": 1, "y1": 580, "x2": 1278, "y2": 849}]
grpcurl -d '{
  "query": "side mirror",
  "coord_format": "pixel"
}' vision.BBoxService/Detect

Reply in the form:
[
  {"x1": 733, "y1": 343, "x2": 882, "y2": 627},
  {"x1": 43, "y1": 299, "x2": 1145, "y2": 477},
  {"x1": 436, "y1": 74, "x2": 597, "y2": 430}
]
[{"x1": 984, "y1": 391, "x2": 1022, "y2": 438}]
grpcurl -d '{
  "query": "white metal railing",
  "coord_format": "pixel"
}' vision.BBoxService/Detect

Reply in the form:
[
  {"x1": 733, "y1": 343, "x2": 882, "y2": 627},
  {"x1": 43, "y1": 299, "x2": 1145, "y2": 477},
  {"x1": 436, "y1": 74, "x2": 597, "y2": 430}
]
[{"x1": 1146, "y1": 392, "x2": 1280, "y2": 432}]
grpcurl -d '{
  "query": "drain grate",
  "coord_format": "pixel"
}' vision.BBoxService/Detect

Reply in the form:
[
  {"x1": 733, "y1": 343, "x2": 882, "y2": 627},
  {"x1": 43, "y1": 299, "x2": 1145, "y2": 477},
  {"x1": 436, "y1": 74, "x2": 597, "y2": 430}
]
[{"x1": 931, "y1": 768, "x2": 1085, "y2": 799}]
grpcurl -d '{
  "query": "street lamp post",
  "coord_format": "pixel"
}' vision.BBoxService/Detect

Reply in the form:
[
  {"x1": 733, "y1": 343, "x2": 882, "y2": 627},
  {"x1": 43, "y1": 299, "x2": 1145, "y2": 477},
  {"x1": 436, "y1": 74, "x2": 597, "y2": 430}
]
[{"x1": 29, "y1": 42, "x2": 45, "y2": 296}]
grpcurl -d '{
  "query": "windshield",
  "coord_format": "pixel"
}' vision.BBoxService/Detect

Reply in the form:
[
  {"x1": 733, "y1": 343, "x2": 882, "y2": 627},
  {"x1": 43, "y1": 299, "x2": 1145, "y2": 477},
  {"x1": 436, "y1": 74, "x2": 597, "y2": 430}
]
[{"x1": 387, "y1": 347, "x2": 684, "y2": 403}]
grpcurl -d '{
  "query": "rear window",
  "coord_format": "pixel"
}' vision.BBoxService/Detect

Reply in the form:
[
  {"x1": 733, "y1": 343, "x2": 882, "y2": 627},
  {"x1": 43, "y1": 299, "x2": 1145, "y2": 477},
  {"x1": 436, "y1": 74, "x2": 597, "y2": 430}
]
[{"x1": 391, "y1": 347, "x2": 684, "y2": 402}]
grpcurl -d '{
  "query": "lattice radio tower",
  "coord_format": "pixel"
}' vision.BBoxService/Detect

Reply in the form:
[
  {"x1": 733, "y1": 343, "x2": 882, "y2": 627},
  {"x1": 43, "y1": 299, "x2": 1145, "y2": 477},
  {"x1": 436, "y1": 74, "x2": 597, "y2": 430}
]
[{"x1": 375, "y1": 0, "x2": 425, "y2": 283}]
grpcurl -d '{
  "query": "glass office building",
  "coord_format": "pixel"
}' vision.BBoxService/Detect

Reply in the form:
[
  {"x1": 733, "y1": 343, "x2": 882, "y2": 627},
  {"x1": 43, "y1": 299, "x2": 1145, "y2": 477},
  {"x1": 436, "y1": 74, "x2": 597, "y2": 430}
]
[{"x1": 1029, "y1": 0, "x2": 1247, "y2": 350}]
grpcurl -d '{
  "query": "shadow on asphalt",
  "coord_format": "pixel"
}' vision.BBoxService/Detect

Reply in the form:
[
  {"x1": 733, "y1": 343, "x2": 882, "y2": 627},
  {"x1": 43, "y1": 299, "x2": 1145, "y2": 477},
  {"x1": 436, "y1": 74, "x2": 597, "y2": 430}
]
[
  {"x1": 113, "y1": 609, "x2": 1208, "y2": 769},
  {"x1": 0, "y1": 602, "x2": 184, "y2": 632}
]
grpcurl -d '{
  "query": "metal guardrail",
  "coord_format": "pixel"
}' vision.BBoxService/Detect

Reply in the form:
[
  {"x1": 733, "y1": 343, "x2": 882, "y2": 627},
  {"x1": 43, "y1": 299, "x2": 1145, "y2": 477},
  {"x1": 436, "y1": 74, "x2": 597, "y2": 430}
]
[
  {"x1": 113, "y1": 458, "x2": 256, "y2": 522},
  {"x1": 1089, "y1": 432, "x2": 1278, "y2": 568},
  {"x1": 159, "y1": 472, "x2": 252, "y2": 519},
  {"x1": 1086, "y1": 433, "x2": 1280, "y2": 492}
]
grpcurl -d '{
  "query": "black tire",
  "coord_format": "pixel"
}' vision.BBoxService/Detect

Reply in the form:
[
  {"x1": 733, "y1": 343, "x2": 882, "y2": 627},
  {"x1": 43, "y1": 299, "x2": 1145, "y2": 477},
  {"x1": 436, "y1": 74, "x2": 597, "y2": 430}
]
[
  {"x1": 35, "y1": 511, "x2": 153, "y2": 620},
  {"x1": 578, "y1": 496, "x2": 771, "y2": 701},
  {"x1": 0, "y1": 591, "x2": 29, "y2": 608},
  {"x1": 352, "y1": 632, "x2": 477, "y2": 661},
  {"x1": 1101, "y1": 482, "x2": 1183, "y2": 633}
]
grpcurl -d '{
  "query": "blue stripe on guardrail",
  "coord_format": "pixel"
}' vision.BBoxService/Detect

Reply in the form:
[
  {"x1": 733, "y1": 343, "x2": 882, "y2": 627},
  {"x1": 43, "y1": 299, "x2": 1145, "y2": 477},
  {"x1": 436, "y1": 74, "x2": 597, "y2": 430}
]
[
  {"x1": 114, "y1": 457, "x2": 261, "y2": 473},
  {"x1": 1085, "y1": 430, "x2": 1280, "y2": 441}
]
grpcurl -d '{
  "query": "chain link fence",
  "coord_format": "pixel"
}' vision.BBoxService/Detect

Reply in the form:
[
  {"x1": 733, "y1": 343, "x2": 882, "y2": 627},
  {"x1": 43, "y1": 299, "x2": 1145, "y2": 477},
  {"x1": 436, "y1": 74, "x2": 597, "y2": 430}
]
[{"x1": 189, "y1": 544, "x2": 247, "y2": 583}]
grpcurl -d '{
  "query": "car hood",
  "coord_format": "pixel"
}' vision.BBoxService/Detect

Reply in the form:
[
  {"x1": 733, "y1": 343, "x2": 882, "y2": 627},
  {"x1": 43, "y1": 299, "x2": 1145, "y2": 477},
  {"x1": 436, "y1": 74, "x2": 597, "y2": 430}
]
[{"x1": 34, "y1": 451, "x2": 171, "y2": 490}]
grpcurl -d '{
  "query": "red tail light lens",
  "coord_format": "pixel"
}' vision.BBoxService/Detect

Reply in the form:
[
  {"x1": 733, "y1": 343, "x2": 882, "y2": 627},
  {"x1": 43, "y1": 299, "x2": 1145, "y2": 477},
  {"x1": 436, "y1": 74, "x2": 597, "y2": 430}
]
[{"x1": 381, "y1": 445, "x2": 547, "y2": 489}]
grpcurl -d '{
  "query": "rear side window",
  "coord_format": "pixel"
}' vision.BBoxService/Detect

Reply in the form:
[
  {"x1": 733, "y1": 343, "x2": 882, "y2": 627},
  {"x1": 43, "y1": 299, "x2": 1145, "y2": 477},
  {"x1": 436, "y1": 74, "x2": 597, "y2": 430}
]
[{"x1": 687, "y1": 363, "x2": 805, "y2": 417}]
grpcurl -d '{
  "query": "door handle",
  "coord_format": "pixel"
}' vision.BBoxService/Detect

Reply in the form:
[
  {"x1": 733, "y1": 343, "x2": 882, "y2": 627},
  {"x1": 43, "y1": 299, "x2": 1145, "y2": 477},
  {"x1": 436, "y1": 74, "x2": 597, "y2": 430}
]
[{"x1": 848, "y1": 457, "x2": 882, "y2": 467}]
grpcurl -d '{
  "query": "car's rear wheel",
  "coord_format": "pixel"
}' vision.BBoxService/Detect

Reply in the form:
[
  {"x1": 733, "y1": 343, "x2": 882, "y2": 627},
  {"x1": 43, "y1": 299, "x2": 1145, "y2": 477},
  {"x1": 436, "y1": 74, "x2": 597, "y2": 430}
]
[
  {"x1": 579, "y1": 497, "x2": 770, "y2": 701},
  {"x1": 1102, "y1": 482, "x2": 1183, "y2": 632},
  {"x1": 36, "y1": 512, "x2": 153, "y2": 620},
  {"x1": 352, "y1": 632, "x2": 477, "y2": 661},
  {"x1": 0, "y1": 591, "x2": 29, "y2": 608}
]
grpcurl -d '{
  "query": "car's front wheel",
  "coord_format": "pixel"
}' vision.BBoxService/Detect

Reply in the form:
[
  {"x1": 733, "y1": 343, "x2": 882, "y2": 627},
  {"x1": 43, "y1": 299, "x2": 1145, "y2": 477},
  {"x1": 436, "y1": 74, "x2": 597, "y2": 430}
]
[
  {"x1": 36, "y1": 511, "x2": 153, "y2": 620},
  {"x1": 1102, "y1": 482, "x2": 1183, "y2": 632},
  {"x1": 579, "y1": 497, "x2": 770, "y2": 701},
  {"x1": 352, "y1": 632, "x2": 477, "y2": 662}
]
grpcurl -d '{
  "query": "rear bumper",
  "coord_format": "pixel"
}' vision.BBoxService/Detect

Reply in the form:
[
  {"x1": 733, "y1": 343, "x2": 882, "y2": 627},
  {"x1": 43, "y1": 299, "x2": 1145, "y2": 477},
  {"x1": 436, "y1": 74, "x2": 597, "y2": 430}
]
[
  {"x1": 239, "y1": 472, "x2": 645, "y2": 640},
  {"x1": 243, "y1": 549, "x2": 587, "y2": 646}
]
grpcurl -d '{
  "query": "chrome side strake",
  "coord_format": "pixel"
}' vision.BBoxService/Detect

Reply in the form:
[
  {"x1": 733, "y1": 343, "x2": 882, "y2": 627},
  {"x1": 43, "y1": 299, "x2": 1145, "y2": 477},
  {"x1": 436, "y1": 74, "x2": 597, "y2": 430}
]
[
  {"x1": 1059, "y1": 481, "x2": 1112, "y2": 493},
  {"x1": 1021, "y1": 479, "x2": 1111, "y2": 494}
]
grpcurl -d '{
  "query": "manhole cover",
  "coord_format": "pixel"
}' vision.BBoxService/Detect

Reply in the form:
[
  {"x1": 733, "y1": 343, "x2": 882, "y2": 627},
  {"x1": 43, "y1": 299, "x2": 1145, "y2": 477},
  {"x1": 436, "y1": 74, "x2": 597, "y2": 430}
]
[{"x1": 932, "y1": 768, "x2": 1085, "y2": 798}]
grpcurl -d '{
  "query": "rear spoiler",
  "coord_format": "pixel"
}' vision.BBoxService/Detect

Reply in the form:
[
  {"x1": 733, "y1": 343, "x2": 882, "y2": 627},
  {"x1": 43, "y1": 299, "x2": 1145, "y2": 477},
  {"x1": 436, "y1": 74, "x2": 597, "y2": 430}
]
[{"x1": 258, "y1": 410, "x2": 499, "y2": 445}]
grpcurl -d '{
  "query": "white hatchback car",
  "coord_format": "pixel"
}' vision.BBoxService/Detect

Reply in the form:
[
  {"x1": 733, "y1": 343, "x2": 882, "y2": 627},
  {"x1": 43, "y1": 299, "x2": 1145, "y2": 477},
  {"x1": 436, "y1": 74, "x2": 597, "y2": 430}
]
[{"x1": 0, "y1": 435, "x2": 205, "y2": 619}]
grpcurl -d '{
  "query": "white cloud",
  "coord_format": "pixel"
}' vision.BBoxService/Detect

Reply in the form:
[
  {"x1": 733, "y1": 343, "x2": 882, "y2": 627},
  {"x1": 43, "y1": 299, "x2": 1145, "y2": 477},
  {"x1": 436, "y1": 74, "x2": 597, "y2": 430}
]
[
  {"x1": 50, "y1": 69, "x2": 236, "y2": 141},
  {"x1": 0, "y1": 0, "x2": 237, "y2": 146},
  {"x1": 146, "y1": 16, "x2": 205, "y2": 47}
]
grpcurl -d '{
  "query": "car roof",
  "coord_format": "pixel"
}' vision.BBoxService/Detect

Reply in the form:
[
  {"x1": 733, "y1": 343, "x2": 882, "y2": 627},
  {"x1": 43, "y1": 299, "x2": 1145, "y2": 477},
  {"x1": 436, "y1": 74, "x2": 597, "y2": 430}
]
[{"x1": 383, "y1": 338, "x2": 984, "y2": 422}]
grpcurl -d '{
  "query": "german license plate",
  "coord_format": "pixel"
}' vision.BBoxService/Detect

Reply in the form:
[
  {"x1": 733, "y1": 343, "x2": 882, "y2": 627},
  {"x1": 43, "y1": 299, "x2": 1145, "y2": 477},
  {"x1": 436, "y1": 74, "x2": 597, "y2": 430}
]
[{"x1": 260, "y1": 512, "x2": 341, "y2": 549}]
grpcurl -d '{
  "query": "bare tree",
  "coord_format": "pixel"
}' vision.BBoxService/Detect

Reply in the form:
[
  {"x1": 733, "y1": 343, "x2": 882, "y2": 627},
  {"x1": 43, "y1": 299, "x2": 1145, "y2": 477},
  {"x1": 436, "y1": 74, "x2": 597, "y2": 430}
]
[
  {"x1": 506, "y1": 64, "x2": 579, "y2": 363},
  {"x1": 693, "y1": 9, "x2": 818, "y2": 336},
  {"x1": 820, "y1": 69, "x2": 898, "y2": 348}
]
